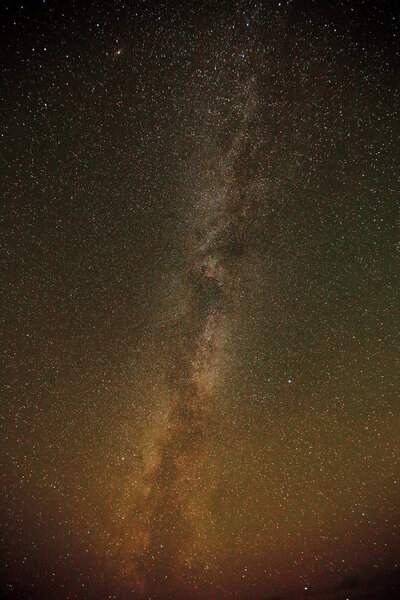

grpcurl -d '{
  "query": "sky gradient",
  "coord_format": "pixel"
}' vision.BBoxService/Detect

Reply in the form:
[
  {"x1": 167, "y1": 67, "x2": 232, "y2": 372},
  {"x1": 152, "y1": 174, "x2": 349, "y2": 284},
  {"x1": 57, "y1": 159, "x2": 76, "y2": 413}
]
[{"x1": 1, "y1": 1, "x2": 399, "y2": 599}]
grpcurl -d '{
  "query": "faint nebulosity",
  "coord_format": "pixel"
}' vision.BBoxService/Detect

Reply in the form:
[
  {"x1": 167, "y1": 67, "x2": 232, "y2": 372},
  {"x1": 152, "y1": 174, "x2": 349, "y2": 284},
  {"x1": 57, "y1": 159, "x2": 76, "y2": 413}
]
[{"x1": 1, "y1": 1, "x2": 399, "y2": 599}]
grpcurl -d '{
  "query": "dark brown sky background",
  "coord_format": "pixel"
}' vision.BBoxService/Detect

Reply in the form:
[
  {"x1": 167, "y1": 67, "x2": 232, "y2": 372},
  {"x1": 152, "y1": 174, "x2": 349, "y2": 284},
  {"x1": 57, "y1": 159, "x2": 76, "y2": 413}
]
[{"x1": 1, "y1": 1, "x2": 399, "y2": 599}]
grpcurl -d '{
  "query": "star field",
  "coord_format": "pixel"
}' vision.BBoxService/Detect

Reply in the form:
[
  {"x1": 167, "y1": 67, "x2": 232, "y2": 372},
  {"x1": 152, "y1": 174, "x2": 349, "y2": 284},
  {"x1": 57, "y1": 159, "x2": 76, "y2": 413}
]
[{"x1": 1, "y1": 1, "x2": 399, "y2": 599}]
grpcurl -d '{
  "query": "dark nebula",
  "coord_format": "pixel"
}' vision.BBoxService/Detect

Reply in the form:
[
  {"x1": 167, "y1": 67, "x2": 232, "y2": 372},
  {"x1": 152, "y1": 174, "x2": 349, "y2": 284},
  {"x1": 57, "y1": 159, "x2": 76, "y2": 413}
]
[{"x1": 1, "y1": 1, "x2": 399, "y2": 599}]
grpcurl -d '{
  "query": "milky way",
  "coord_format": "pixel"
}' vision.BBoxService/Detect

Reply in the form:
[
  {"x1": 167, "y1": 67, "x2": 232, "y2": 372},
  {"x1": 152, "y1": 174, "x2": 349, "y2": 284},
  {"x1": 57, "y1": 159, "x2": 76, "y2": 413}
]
[
  {"x1": 107, "y1": 82, "x2": 263, "y2": 597},
  {"x1": 1, "y1": 1, "x2": 399, "y2": 599}
]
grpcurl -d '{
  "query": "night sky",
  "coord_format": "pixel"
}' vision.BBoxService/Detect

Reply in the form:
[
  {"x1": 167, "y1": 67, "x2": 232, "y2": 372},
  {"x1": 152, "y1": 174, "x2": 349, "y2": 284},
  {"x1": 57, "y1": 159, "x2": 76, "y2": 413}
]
[{"x1": 1, "y1": 1, "x2": 399, "y2": 599}]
